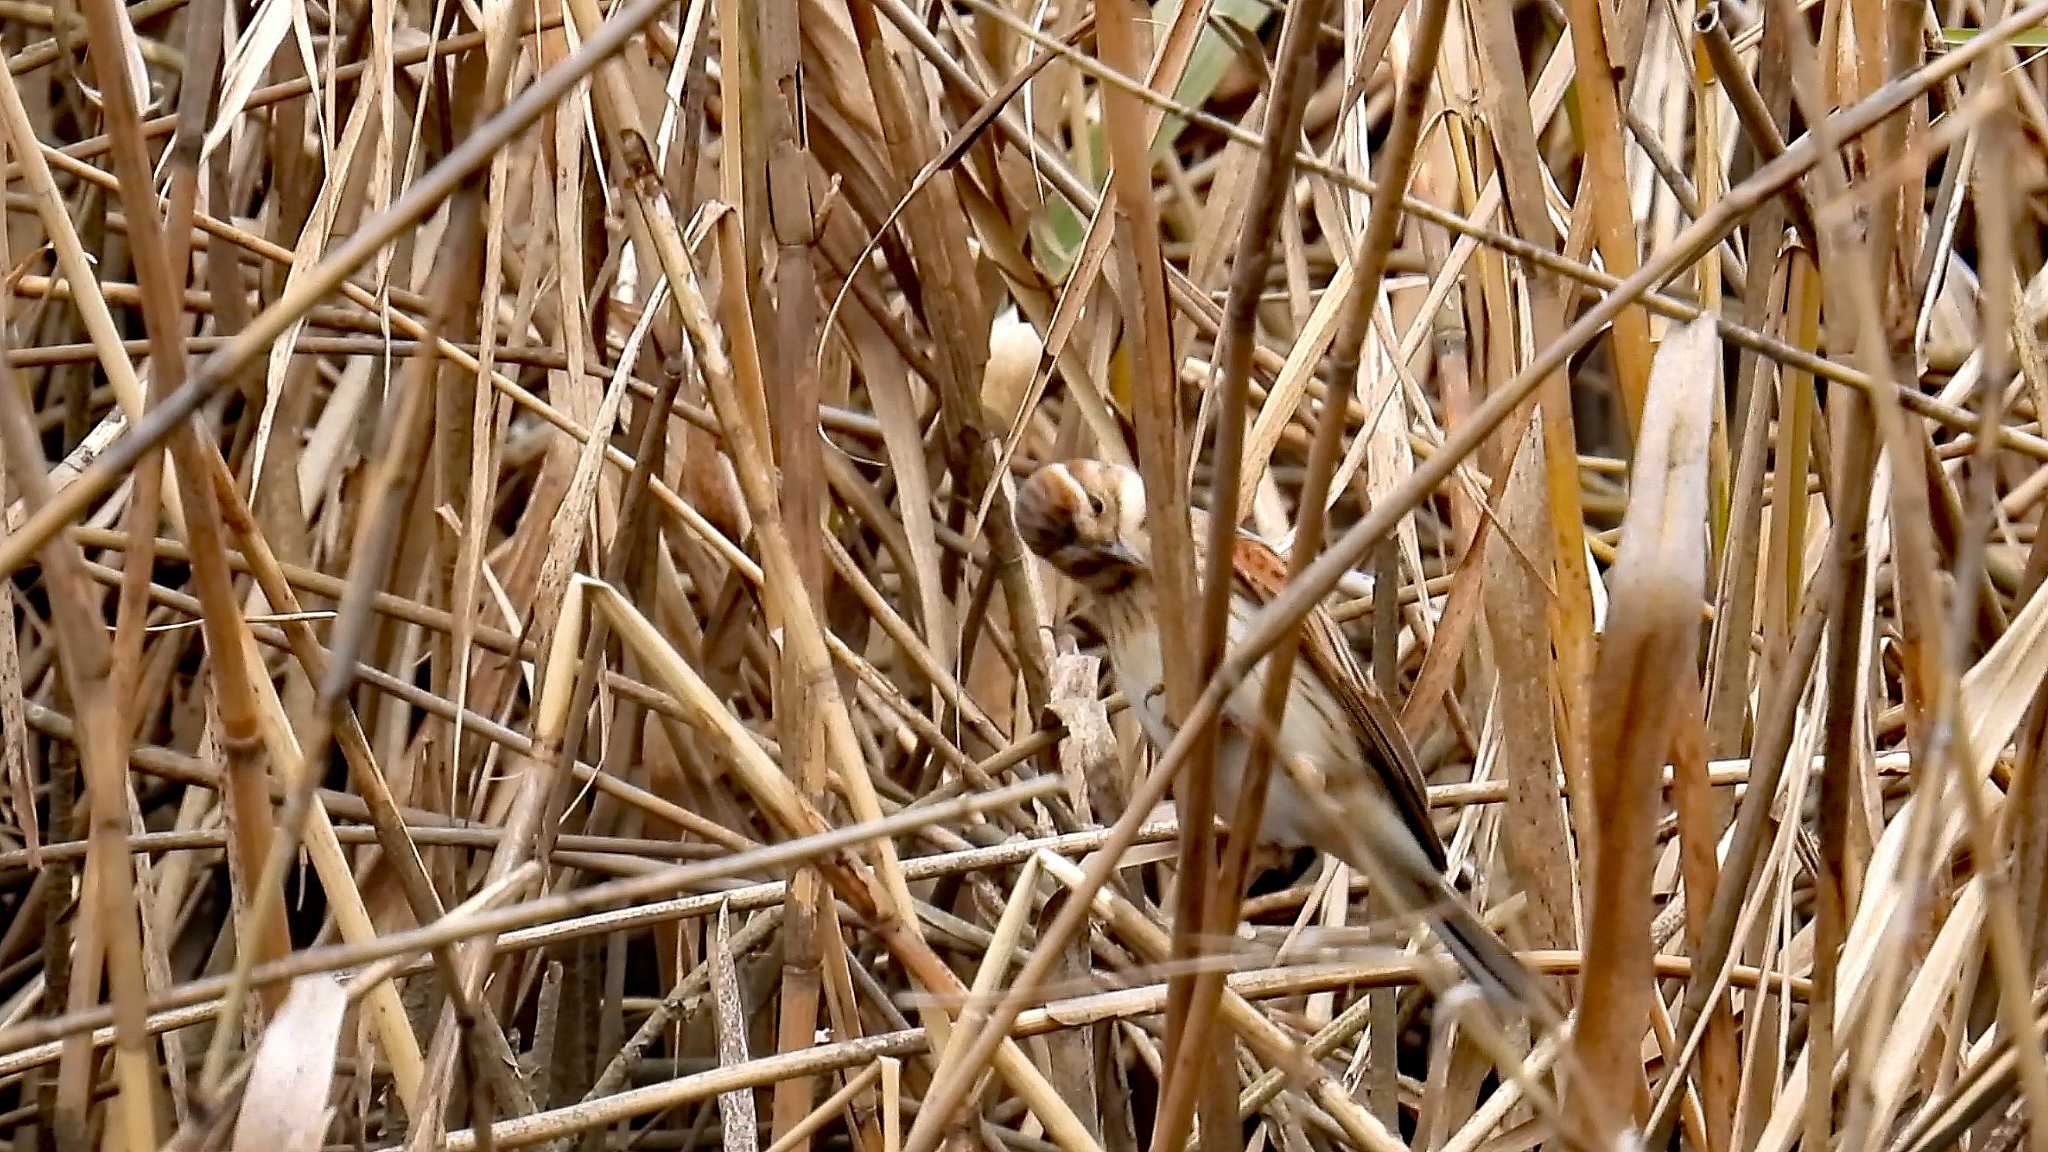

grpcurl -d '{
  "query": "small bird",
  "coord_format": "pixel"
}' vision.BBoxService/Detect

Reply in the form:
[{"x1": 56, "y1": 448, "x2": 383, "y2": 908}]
[{"x1": 1014, "y1": 458, "x2": 1535, "y2": 1004}]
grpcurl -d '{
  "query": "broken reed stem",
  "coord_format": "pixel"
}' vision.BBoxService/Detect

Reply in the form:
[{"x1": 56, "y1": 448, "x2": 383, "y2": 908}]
[{"x1": 0, "y1": 349, "x2": 160, "y2": 1152}]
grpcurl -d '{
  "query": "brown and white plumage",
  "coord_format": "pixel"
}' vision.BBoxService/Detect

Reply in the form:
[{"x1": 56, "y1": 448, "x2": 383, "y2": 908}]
[{"x1": 1016, "y1": 458, "x2": 1533, "y2": 1003}]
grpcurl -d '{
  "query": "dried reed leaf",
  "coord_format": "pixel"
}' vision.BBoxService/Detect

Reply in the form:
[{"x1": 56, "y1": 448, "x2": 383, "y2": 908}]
[
  {"x1": 1960, "y1": 575, "x2": 2048, "y2": 782},
  {"x1": 1047, "y1": 645, "x2": 1115, "y2": 821},
  {"x1": 232, "y1": 975, "x2": 348, "y2": 1152},
  {"x1": 712, "y1": 902, "x2": 761, "y2": 1152},
  {"x1": 1483, "y1": 416, "x2": 1575, "y2": 952},
  {"x1": 0, "y1": 571, "x2": 32, "y2": 859},
  {"x1": 1575, "y1": 316, "x2": 1718, "y2": 1138},
  {"x1": 202, "y1": 0, "x2": 317, "y2": 161}
]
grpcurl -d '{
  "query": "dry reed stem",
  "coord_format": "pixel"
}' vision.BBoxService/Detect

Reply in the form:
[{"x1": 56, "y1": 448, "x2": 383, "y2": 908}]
[{"x1": 6, "y1": 1, "x2": 2048, "y2": 1151}]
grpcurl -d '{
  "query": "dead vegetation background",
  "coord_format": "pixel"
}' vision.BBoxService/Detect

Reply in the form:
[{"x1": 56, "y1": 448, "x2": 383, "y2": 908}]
[{"x1": 2, "y1": 0, "x2": 2048, "y2": 1149}]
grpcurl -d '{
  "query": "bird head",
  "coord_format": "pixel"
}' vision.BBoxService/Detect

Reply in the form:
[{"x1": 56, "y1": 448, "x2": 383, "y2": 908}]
[{"x1": 1014, "y1": 459, "x2": 1150, "y2": 591}]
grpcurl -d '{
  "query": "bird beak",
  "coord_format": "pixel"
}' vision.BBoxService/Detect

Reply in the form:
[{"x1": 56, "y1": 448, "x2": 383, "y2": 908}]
[{"x1": 1099, "y1": 541, "x2": 1142, "y2": 569}]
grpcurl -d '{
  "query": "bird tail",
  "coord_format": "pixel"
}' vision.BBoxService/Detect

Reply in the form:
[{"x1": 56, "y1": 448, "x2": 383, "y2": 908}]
[
  {"x1": 1344, "y1": 845, "x2": 1546, "y2": 1009},
  {"x1": 1313, "y1": 780, "x2": 1546, "y2": 1011},
  {"x1": 1428, "y1": 896, "x2": 1540, "y2": 1008}
]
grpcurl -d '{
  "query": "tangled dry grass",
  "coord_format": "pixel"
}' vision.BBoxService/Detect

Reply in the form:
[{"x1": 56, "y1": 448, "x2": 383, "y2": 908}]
[{"x1": 3, "y1": 0, "x2": 2048, "y2": 1149}]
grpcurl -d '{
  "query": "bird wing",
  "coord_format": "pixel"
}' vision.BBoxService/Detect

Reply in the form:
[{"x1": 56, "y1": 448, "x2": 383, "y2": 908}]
[{"x1": 1227, "y1": 532, "x2": 1447, "y2": 871}]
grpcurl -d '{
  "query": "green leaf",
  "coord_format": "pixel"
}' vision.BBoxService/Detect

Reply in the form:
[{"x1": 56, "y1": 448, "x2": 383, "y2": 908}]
[
  {"x1": 1937, "y1": 25, "x2": 2048, "y2": 48},
  {"x1": 1028, "y1": 0, "x2": 1276, "y2": 281},
  {"x1": 1152, "y1": 0, "x2": 1274, "y2": 156}
]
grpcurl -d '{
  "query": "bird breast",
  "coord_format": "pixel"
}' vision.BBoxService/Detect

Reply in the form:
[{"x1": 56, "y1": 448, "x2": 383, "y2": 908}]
[{"x1": 1093, "y1": 585, "x2": 1365, "y2": 851}]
